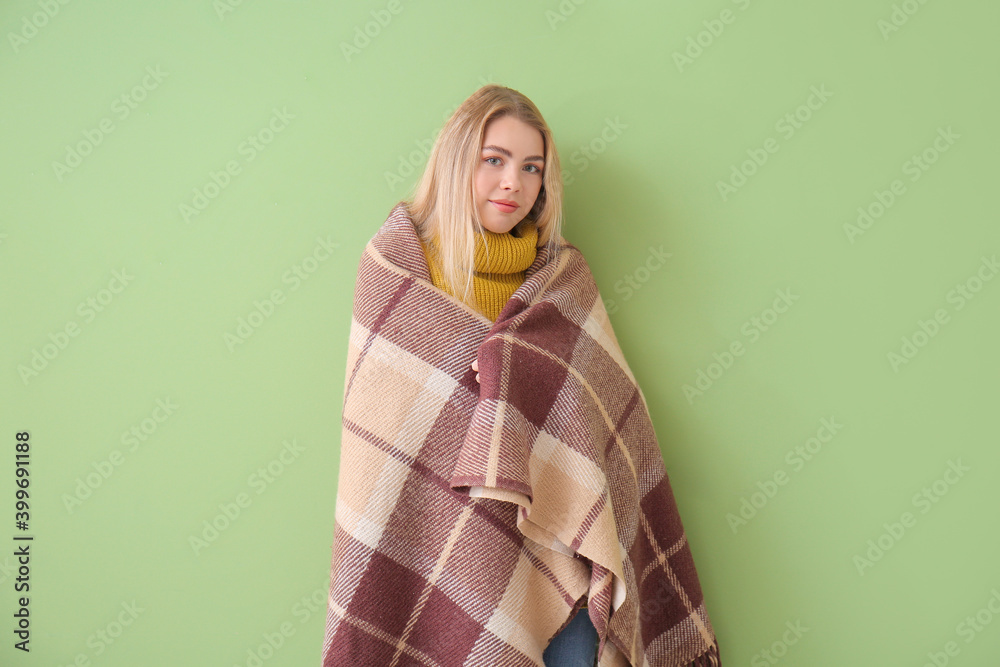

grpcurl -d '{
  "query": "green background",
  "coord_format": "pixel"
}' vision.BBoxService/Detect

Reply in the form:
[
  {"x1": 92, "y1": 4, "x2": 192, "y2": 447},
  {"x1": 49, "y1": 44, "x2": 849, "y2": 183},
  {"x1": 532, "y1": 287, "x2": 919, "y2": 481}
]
[{"x1": 2, "y1": 0, "x2": 998, "y2": 665}]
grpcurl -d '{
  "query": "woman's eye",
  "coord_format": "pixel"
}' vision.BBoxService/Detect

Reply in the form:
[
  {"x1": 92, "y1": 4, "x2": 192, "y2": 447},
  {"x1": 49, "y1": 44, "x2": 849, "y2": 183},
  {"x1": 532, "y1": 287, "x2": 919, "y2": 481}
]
[{"x1": 484, "y1": 157, "x2": 540, "y2": 173}]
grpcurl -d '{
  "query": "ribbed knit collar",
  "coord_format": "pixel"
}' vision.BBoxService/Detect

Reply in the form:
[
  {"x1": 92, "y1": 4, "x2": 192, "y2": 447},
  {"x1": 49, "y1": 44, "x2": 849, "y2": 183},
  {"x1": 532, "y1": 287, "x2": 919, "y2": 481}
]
[{"x1": 473, "y1": 223, "x2": 538, "y2": 274}]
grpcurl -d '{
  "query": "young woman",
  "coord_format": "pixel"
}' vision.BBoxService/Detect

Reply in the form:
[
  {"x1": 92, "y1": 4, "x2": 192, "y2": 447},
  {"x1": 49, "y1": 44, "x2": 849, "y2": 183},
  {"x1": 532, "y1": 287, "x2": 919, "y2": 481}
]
[
  {"x1": 409, "y1": 84, "x2": 598, "y2": 665},
  {"x1": 322, "y1": 84, "x2": 720, "y2": 667}
]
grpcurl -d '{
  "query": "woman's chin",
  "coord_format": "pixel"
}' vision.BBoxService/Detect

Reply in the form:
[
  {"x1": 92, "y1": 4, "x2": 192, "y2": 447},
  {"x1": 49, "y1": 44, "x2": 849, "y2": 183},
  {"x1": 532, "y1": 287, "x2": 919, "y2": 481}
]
[{"x1": 479, "y1": 215, "x2": 518, "y2": 235}]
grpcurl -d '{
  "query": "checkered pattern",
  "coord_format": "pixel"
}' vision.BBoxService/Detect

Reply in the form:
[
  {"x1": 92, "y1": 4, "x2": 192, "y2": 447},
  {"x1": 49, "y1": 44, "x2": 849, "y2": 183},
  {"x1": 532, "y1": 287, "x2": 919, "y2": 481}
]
[{"x1": 321, "y1": 203, "x2": 721, "y2": 666}]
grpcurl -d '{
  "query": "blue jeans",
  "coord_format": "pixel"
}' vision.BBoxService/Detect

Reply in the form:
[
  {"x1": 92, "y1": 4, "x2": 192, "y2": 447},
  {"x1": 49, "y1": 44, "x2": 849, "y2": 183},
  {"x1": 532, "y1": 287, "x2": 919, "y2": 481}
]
[{"x1": 542, "y1": 607, "x2": 599, "y2": 666}]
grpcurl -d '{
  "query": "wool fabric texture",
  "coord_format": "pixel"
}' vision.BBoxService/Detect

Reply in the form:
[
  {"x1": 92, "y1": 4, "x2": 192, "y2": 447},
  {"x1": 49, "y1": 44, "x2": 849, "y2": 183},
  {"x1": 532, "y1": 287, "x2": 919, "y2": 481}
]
[
  {"x1": 420, "y1": 220, "x2": 588, "y2": 614},
  {"x1": 420, "y1": 222, "x2": 539, "y2": 322},
  {"x1": 321, "y1": 202, "x2": 721, "y2": 667}
]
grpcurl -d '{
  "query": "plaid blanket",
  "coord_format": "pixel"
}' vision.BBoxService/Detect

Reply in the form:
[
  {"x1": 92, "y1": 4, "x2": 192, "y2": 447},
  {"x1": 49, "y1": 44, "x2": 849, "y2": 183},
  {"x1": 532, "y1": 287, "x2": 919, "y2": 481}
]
[{"x1": 321, "y1": 202, "x2": 721, "y2": 666}]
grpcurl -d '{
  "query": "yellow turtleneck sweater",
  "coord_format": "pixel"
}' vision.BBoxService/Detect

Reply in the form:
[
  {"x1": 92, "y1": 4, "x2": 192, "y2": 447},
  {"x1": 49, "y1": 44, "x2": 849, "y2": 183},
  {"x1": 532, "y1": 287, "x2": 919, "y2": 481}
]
[{"x1": 420, "y1": 222, "x2": 539, "y2": 321}]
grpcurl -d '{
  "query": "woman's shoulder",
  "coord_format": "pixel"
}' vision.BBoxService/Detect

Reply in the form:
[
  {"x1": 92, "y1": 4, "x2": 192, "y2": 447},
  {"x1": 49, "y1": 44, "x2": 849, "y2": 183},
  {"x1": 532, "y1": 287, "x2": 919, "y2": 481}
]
[{"x1": 356, "y1": 201, "x2": 434, "y2": 281}]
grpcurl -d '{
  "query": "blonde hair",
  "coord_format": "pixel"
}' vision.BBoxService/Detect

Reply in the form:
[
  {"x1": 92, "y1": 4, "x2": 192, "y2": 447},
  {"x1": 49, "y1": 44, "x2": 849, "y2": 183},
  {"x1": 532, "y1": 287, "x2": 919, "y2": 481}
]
[{"x1": 404, "y1": 84, "x2": 564, "y2": 311}]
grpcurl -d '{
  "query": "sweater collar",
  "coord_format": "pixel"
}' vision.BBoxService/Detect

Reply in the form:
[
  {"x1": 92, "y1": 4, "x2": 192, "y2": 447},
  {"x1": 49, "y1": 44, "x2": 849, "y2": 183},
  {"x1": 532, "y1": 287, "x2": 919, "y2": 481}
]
[{"x1": 472, "y1": 223, "x2": 538, "y2": 274}]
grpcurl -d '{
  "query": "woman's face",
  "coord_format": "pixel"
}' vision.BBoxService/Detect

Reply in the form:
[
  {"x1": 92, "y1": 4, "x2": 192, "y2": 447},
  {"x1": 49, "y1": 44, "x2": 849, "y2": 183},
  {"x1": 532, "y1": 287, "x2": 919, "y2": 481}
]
[{"x1": 474, "y1": 115, "x2": 545, "y2": 234}]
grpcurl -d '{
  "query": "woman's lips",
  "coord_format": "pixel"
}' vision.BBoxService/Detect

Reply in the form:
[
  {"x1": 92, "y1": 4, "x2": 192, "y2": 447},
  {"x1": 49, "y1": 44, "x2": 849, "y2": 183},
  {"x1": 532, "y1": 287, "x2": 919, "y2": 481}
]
[{"x1": 490, "y1": 200, "x2": 518, "y2": 213}]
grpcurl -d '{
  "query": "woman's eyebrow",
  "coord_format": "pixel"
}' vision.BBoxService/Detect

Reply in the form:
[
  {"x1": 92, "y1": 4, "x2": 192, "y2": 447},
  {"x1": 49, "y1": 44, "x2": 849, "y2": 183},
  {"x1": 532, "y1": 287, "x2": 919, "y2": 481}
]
[{"x1": 482, "y1": 145, "x2": 545, "y2": 163}]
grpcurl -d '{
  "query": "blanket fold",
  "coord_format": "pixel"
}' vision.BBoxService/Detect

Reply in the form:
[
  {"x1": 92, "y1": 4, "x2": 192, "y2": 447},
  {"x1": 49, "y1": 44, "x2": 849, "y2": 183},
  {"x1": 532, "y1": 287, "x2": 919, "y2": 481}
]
[{"x1": 322, "y1": 202, "x2": 721, "y2": 667}]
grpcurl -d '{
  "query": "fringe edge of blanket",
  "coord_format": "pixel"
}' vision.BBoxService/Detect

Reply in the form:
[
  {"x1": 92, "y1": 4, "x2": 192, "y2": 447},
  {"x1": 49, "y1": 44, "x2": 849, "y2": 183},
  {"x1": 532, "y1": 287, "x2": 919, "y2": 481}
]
[{"x1": 688, "y1": 639, "x2": 722, "y2": 666}]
